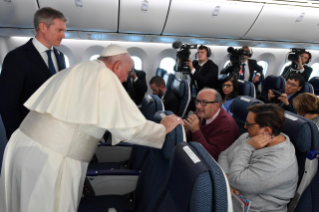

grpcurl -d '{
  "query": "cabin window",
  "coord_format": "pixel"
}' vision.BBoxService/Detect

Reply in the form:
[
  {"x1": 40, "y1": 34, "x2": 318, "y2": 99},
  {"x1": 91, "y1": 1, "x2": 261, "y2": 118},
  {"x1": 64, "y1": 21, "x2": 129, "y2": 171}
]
[
  {"x1": 257, "y1": 61, "x2": 268, "y2": 75},
  {"x1": 90, "y1": 55, "x2": 100, "y2": 61},
  {"x1": 309, "y1": 63, "x2": 319, "y2": 80},
  {"x1": 159, "y1": 57, "x2": 176, "y2": 74},
  {"x1": 224, "y1": 60, "x2": 230, "y2": 68},
  {"x1": 280, "y1": 62, "x2": 291, "y2": 75},
  {"x1": 64, "y1": 55, "x2": 70, "y2": 68},
  {"x1": 131, "y1": 56, "x2": 142, "y2": 70}
]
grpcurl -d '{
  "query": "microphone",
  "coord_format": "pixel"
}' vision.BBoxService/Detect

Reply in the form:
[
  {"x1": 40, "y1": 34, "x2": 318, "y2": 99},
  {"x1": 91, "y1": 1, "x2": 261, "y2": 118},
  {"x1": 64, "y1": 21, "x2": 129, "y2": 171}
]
[
  {"x1": 172, "y1": 41, "x2": 182, "y2": 49},
  {"x1": 187, "y1": 110, "x2": 195, "y2": 117}
]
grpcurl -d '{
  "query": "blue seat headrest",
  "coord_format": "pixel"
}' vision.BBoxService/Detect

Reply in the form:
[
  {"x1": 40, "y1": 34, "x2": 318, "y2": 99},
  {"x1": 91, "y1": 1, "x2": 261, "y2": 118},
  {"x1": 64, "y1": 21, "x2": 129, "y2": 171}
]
[
  {"x1": 163, "y1": 74, "x2": 175, "y2": 89},
  {"x1": 282, "y1": 111, "x2": 319, "y2": 153},
  {"x1": 141, "y1": 94, "x2": 163, "y2": 120},
  {"x1": 262, "y1": 75, "x2": 285, "y2": 91},
  {"x1": 299, "y1": 82, "x2": 314, "y2": 94},
  {"x1": 309, "y1": 77, "x2": 319, "y2": 95},
  {"x1": 171, "y1": 78, "x2": 185, "y2": 98},
  {"x1": 230, "y1": 96, "x2": 263, "y2": 124},
  {"x1": 152, "y1": 111, "x2": 184, "y2": 159},
  {"x1": 237, "y1": 80, "x2": 255, "y2": 98}
]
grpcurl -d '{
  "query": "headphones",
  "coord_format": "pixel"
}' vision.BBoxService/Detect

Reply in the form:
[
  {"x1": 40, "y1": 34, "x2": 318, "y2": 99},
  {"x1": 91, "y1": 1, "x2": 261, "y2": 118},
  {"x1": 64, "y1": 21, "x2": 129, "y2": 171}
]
[
  {"x1": 304, "y1": 51, "x2": 312, "y2": 64},
  {"x1": 195, "y1": 45, "x2": 212, "y2": 59},
  {"x1": 241, "y1": 46, "x2": 253, "y2": 58}
]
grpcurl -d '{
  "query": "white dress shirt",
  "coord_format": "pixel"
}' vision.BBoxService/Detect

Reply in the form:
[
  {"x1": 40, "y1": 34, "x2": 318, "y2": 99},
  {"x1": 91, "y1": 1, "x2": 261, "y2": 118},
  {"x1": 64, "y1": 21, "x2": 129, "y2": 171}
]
[
  {"x1": 32, "y1": 37, "x2": 59, "y2": 73},
  {"x1": 204, "y1": 108, "x2": 221, "y2": 125}
]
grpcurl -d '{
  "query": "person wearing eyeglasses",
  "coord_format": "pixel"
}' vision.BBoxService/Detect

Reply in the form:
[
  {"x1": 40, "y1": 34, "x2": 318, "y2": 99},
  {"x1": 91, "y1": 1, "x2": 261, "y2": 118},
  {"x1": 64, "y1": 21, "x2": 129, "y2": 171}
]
[
  {"x1": 218, "y1": 104, "x2": 298, "y2": 212},
  {"x1": 184, "y1": 89, "x2": 239, "y2": 160},
  {"x1": 219, "y1": 76, "x2": 238, "y2": 116},
  {"x1": 268, "y1": 73, "x2": 305, "y2": 113}
]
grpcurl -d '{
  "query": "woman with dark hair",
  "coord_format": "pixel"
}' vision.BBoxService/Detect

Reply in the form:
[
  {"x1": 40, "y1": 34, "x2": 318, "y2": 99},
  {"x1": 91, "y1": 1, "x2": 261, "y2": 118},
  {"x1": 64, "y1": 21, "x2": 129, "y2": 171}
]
[
  {"x1": 220, "y1": 76, "x2": 238, "y2": 116},
  {"x1": 218, "y1": 104, "x2": 298, "y2": 211},
  {"x1": 293, "y1": 93, "x2": 319, "y2": 127}
]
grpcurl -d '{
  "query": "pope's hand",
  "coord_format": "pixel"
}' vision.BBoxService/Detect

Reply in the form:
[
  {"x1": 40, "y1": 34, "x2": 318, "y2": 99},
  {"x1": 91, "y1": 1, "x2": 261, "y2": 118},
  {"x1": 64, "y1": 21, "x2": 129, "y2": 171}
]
[{"x1": 160, "y1": 115, "x2": 184, "y2": 134}]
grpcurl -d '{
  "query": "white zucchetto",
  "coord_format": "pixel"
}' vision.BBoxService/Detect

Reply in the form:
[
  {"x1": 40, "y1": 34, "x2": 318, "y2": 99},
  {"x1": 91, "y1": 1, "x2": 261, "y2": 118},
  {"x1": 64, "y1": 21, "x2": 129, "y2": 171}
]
[{"x1": 100, "y1": 44, "x2": 128, "y2": 57}]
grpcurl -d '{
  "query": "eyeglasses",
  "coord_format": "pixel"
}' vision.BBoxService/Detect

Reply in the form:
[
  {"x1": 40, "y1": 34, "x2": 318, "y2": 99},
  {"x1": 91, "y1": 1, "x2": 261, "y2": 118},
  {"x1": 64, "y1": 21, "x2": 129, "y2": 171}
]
[
  {"x1": 245, "y1": 121, "x2": 258, "y2": 127},
  {"x1": 286, "y1": 81, "x2": 299, "y2": 88},
  {"x1": 195, "y1": 99, "x2": 218, "y2": 107},
  {"x1": 222, "y1": 84, "x2": 233, "y2": 88}
]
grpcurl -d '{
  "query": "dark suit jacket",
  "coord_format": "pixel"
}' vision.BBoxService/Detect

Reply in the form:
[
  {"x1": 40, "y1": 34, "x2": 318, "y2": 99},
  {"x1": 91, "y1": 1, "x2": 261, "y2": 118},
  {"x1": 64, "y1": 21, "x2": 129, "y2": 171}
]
[
  {"x1": 122, "y1": 70, "x2": 148, "y2": 105},
  {"x1": 281, "y1": 65, "x2": 312, "y2": 81},
  {"x1": 220, "y1": 59, "x2": 263, "y2": 82},
  {"x1": 191, "y1": 60, "x2": 219, "y2": 92},
  {"x1": 282, "y1": 93, "x2": 298, "y2": 113},
  {"x1": 0, "y1": 38, "x2": 66, "y2": 139},
  {"x1": 162, "y1": 89, "x2": 179, "y2": 114}
]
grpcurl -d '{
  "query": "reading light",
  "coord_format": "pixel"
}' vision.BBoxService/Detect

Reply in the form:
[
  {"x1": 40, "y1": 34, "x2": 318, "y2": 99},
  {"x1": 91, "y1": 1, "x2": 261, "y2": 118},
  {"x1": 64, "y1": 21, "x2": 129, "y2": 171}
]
[
  {"x1": 4, "y1": 0, "x2": 11, "y2": 3},
  {"x1": 141, "y1": 0, "x2": 149, "y2": 13},
  {"x1": 75, "y1": 0, "x2": 83, "y2": 8},
  {"x1": 296, "y1": 12, "x2": 305, "y2": 23},
  {"x1": 212, "y1": 6, "x2": 220, "y2": 18}
]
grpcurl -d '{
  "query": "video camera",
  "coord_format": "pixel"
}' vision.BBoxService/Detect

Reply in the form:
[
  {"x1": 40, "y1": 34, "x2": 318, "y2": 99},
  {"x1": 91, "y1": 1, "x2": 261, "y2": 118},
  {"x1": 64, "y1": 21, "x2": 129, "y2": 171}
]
[
  {"x1": 172, "y1": 41, "x2": 197, "y2": 74},
  {"x1": 287, "y1": 48, "x2": 306, "y2": 70},
  {"x1": 224, "y1": 47, "x2": 246, "y2": 79}
]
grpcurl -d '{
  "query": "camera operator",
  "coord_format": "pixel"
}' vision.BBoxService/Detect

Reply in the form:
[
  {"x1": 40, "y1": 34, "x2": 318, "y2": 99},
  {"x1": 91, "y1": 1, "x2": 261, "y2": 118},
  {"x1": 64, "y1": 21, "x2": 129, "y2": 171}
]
[
  {"x1": 281, "y1": 51, "x2": 312, "y2": 81},
  {"x1": 186, "y1": 45, "x2": 219, "y2": 92}
]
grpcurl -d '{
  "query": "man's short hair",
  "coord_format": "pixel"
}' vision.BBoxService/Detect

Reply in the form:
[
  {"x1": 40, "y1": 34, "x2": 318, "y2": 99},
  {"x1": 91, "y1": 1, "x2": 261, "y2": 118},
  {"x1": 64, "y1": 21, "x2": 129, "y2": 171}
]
[
  {"x1": 198, "y1": 45, "x2": 209, "y2": 54},
  {"x1": 247, "y1": 104, "x2": 285, "y2": 136},
  {"x1": 34, "y1": 7, "x2": 68, "y2": 32},
  {"x1": 287, "y1": 73, "x2": 305, "y2": 88},
  {"x1": 214, "y1": 91, "x2": 223, "y2": 108},
  {"x1": 150, "y1": 76, "x2": 165, "y2": 87}
]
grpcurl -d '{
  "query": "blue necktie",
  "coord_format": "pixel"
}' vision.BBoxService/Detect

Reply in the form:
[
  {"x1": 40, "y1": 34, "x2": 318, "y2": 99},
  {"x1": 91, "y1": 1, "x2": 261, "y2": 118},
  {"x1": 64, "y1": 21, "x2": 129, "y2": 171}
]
[
  {"x1": 240, "y1": 64, "x2": 246, "y2": 80},
  {"x1": 46, "y1": 49, "x2": 57, "y2": 75}
]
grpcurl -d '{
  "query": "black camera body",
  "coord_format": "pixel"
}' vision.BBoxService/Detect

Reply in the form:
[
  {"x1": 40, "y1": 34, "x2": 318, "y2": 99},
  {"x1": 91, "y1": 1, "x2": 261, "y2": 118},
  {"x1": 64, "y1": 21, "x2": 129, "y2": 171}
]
[
  {"x1": 226, "y1": 47, "x2": 246, "y2": 79},
  {"x1": 271, "y1": 89, "x2": 282, "y2": 99},
  {"x1": 172, "y1": 41, "x2": 197, "y2": 73},
  {"x1": 287, "y1": 48, "x2": 306, "y2": 70}
]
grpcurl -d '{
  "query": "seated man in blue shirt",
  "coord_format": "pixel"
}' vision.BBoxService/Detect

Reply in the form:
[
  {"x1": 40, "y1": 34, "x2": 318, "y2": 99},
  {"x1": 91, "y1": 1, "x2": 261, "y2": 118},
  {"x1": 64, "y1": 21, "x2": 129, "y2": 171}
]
[{"x1": 268, "y1": 73, "x2": 305, "y2": 113}]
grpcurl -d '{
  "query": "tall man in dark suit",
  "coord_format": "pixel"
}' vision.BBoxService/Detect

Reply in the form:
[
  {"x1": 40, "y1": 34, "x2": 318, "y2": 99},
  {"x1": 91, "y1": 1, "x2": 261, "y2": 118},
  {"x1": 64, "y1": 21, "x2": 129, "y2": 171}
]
[
  {"x1": 150, "y1": 76, "x2": 179, "y2": 114},
  {"x1": 186, "y1": 45, "x2": 219, "y2": 92},
  {"x1": 122, "y1": 67, "x2": 148, "y2": 105},
  {"x1": 281, "y1": 51, "x2": 313, "y2": 81},
  {"x1": 0, "y1": 7, "x2": 67, "y2": 139}
]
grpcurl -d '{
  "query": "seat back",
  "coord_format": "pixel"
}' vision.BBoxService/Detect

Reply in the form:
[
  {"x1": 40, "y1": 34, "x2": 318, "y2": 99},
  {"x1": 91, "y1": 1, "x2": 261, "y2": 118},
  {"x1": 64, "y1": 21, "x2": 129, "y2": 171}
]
[
  {"x1": 0, "y1": 115, "x2": 7, "y2": 174},
  {"x1": 237, "y1": 79, "x2": 256, "y2": 98},
  {"x1": 281, "y1": 112, "x2": 319, "y2": 212},
  {"x1": 135, "y1": 111, "x2": 185, "y2": 212},
  {"x1": 155, "y1": 142, "x2": 231, "y2": 212},
  {"x1": 299, "y1": 82, "x2": 314, "y2": 94},
  {"x1": 171, "y1": 78, "x2": 191, "y2": 118},
  {"x1": 163, "y1": 73, "x2": 175, "y2": 90},
  {"x1": 261, "y1": 75, "x2": 285, "y2": 101},
  {"x1": 309, "y1": 77, "x2": 319, "y2": 95},
  {"x1": 230, "y1": 96, "x2": 263, "y2": 135},
  {"x1": 156, "y1": 68, "x2": 167, "y2": 78}
]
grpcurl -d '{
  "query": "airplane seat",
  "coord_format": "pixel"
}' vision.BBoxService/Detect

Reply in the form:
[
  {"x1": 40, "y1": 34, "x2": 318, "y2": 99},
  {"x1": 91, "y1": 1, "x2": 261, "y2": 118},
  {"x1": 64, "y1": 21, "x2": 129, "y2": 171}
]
[
  {"x1": 230, "y1": 96, "x2": 263, "y2": 135},
  {"x1": 237, "y1": 79, "x2": 256, "y2": 98},
  {"x1": 281, "y1": 111, "x2": 319, "y2": 212},
  {"x1": 141, "y1": 94, "x2": 164, "y2": 119},
  {"x1": 79, "y1": 111, "x2": 185, "y2": 211},
  {"x1": 163, "y1": 73, "x2": 175, "y2": 90},
  {"x1": 299, "y1": 82, "x2": 314, "y2": 94},
  {"x1": 155, "y1": 142, "x2": 230, "y2": 211},
  {"x1": 171, "y1": 78, "x2": 191, "y2": 118},
  {"x1": 261, "y1": 75, "x2": 285, "y2": 101},
  {"x1": 0, "y1": 115, "x2": 7, "y2": 175},
  {"x1": 308, "y1": 77, "x2": 319, "y2": 95},
  {"x1": 156, "y1": 68, "x2": 167, "y2": 78}
]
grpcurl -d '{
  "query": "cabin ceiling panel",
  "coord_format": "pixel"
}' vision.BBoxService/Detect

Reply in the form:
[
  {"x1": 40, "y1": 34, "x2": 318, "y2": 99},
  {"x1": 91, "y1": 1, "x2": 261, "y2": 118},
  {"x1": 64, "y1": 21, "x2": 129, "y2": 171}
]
[
  {"x1": 119, "y1": 0, "x2": 170, "y2": 34},
  {"x1": 243, "y1": 4, "x2": 319, "y2": 42},
  {"x1": 0, "y1": 0, "x2": 38, "y2": 28},
  {"x1": 163, "y1": 0, "x2": 263, "y2": 39},
  {"x1": 38, "y1": 0, "x2": 118, "y2": 32}
]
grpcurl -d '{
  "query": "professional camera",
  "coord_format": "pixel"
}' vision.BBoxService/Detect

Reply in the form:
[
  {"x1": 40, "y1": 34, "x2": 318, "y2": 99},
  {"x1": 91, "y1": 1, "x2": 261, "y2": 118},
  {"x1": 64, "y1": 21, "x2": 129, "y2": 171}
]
[
  {"x1": 224, "y1": 47, "x2": 245, "y2": 79},
  {"x1": 172, "y1": 41, "x2": 197, "y2": 74},
  {"x1": 287, "y1": 48, "x2": 306, "y2": 70}
]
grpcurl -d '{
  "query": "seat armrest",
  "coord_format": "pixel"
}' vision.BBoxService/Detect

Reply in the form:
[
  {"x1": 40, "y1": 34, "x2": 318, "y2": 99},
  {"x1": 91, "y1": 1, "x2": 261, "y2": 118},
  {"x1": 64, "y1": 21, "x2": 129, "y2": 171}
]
[{"x1": 87, "y1": 169, "x2": 140, "y2": 176}]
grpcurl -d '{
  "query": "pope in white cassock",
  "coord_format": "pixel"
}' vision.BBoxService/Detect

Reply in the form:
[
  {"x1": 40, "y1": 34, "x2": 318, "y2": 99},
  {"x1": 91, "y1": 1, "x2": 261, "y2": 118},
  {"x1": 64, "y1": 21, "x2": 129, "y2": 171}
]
[{"x1": 0, "y1": 44, "x2": 183, "y2": 212}]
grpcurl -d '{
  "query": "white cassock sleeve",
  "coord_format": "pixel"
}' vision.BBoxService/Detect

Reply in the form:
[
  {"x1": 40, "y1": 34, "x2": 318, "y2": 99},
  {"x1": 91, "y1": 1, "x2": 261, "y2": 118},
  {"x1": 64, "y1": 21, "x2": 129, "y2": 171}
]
[{"x1": 24, "y1": 60, "x2": 166, "y2": 149}]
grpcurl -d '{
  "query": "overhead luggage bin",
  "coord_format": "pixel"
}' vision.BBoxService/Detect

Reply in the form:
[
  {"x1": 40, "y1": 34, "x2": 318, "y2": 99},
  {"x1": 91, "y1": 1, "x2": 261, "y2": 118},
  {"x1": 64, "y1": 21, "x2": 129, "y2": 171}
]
[
  {"x1": 119, "y1": 0, "x2": 170, "y2": 34},
  {"x1": 78, "y1": 32, "x2": 118, "y2": 40},
  {"x1": 38, "y1": 0, "x2": 118, "y2": 32},
  {"x1": 0, "y1": 0, "x2": 38, "y2": 28},
  {"x1": 163, "y1": 0, "x2": 263, "y2": 39},
  {"x1": 243, "y1": 4, "x2": 319, "y2": 43}
]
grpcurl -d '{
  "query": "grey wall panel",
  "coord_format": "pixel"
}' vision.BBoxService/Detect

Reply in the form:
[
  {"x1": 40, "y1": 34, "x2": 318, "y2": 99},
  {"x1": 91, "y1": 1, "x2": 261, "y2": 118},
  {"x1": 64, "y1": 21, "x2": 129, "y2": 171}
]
[
  {"x1": 119, "y1": 0, "x2": 170, "y2": 34},
  {"x1": 0, "y1": 0, "x2": 38, "y2": 28},
  {"x1": 38, "y1": 0, "x2": 118, "y2": 32},
  {"x1": 163, "y1": 0, "x2": 263, "y2": 39},
  {"x1": 244, "y1": 4, "x2": 319, "y2": 42}
]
